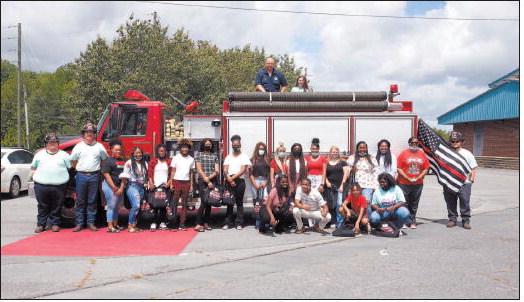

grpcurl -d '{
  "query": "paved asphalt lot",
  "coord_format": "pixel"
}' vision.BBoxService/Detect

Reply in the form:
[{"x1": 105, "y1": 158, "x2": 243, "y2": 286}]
[{"x1": 1, "y1": 168, "x2": 519, "y2": 299}]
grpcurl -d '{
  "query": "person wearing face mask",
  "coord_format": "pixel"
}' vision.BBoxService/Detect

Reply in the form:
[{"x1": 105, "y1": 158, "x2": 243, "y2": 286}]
[
  {"x1": 270, "y1": 142, "x2": 288, "y2": 188},
  {"x1": 370, "y1": 173, "x2": 410, "y2": 230},
  {"x1": 442, "y1": 132, "x2": 477, "y2": 230},
  {"x1": 30, "y1": 133, "x2": 71, "y2": 233},
  {"x1": 101, "y1": 139, "x2": 126, "y2": 233},
  {"x1": 305, "y1": 138, "x2": 328, "y2": 192},
  {"x1": 375, "y1": 139, "x2": 398, "y2": 178},
  {"x1": 396, "y1": 137, "x2": 429, "y2": 229},
  {"x1": 324, "y1": 146, "x2": 349, "y2": 228},
  {"x1": 259, "y1": 174, "x2": 294, "y2": 234},
  {"x1": 249, "y1": 142, "x2": 271, "y2": 200},
  {"x1": 223, "y1": 135, "x2": 252, "y2": 230},
  {"x1": 287, "y1": 143, "x2": 308, "y2": 195},
  {"x1": 347, "y1": 141, "x2": 379, "y2": 218},
  {"x1": 70, "y1": 122, "x2": 109, "y2": 232},
  {"x1": 169, "y1": 139, "x2": 195, "y2": 231},
  {"x1": 120, "y1": 146, "x2": 148, "y2": 233},
  {"x1": 194, "y1": 138, "x2": 219, "y2": 232},
  {"x1": 147, "y1": 144, "x2": 172, "y2": 231}
]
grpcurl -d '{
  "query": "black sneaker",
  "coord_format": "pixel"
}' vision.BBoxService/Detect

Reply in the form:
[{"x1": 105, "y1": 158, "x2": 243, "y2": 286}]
[{"x1": 179, "y1": 224, "x2": 187, "y2": 231}]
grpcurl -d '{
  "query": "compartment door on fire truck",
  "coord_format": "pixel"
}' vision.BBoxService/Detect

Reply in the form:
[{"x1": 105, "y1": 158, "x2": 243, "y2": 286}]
[
  {"x1": 354, "y1": 117, "x2": 414, "y2": 156},
  {"x1": 227, "y1": 118, "x2": 268, "y2": 154},
  {"x1": 272, "y1": 117, "x2": 350, "y2": 154}
]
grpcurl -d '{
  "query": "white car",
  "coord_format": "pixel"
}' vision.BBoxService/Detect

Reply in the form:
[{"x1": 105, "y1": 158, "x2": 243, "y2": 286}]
[{"x1": 1, "y1": 147, "x2": 34, "y2": 198}]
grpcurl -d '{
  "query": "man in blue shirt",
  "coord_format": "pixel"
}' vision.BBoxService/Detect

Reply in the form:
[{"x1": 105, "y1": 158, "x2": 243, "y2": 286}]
[{"x1": 255, "y1": 57, "x2": 289, "y2": 92}]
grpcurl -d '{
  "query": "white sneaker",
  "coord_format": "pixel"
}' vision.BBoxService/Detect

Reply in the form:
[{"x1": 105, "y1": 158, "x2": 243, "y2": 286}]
[
  {"x1": 402, "y1": 224, "x2": 408, "y2": 229},
  {"x1": 236, "y1": 226, "x2": 243, "y2": 230},
  {"x1": 222, "y1": 225, "x2": 230, "y2": 230},
  {"x1": 150, "y1": 223, "x2": 157, "y2": 231},
  {"x1": 159, "y1": 222, "x2": 167, "y2": 230}
]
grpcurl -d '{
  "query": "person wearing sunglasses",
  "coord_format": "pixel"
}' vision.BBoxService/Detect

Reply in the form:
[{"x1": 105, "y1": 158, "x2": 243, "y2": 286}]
[
  {"x1": 443, "y1": 132, "x2": 477, "y2": 229},
  {"x1": 396, "y1": 137, "x2": 429, "y2": 229}
]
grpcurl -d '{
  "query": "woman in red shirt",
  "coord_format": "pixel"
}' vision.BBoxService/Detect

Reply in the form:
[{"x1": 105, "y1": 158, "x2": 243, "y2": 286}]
[
  {"x1": 270, "y1": 142, "x2": 288, "y2": 188},
  {"x1": 340, "y1": 183, "x2": 370, "y2": 234},
  {"x1": 305, "y1": 138, "x2": 327, "y2": 193}
]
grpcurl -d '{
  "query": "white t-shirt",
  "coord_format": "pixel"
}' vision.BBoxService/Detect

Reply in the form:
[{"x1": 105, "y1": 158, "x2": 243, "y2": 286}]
[
  {"x1": 170, "y1": 154, "x2": 195, "y2": 181},
  {"x1": 223, "y1": 152, "x2": 252, "y2": 178},
  {"x1": 154, "y1": 161, "x2": 169, "y2": 187},
  {"x1": 378, "y1": 153, "x2": 398, "y2": 178},
  {"x1": 70, "y1": 141, "x2": 108, "y2": 172},
  {"x1": 295, "y1": 186, "x2": 326, "y2": 211},
  {"x1": 458, "y1": 148, "x2": 478, "y2": 184}
]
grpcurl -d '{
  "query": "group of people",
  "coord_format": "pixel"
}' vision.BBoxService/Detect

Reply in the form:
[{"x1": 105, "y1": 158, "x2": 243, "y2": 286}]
[{"x1": 31, "y1": 120, "x2": 477, "y2": 236}]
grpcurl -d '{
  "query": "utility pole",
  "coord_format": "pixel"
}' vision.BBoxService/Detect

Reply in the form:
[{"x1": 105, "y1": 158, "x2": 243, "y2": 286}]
[
  {"x1": 17, "y1": 23, "x2": 22, "y2": 147},
  {"x1": 23, "y1": 84, "x2": 29, "y2": 149}
]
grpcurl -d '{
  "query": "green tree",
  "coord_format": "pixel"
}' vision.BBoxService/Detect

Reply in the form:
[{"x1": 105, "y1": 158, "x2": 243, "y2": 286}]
[
  {"x1": 433, "y1": 127, "x2": 451, "y2": 141},
  {"x1": 68, "y1": 14, "x2": 305, "y2": 122}
]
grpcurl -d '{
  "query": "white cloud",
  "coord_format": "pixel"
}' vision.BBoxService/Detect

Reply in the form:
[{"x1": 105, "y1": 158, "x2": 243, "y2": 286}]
[{"x1": 1, "y1": 1, "x2": 519, "y2": 128}]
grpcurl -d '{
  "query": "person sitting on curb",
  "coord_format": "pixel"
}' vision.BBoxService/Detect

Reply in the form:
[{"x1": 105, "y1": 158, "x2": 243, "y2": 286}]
[
  {"x1": 370, "y1": 173, "x2": 410, "y2": 230},
  {"x1": 259, "y1": 174, "x2": 294, "y2": 234},
  {"x1": 339, "y1": 183, "x2": 371, "y2": 234},
  {"x1": 292, "y1": 178, "x2": 331, "y2": 234}
]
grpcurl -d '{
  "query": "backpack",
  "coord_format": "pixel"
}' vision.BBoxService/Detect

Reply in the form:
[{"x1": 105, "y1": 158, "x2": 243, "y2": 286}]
[
  {"x1": 148, "y1": 186, "x2": 169, "y2": 209},
  {"x1": 332, "y1": 223, "x2": 356, "y2": 237},
  {"x1": 138, "y1": 199, "x2": 154, "y2": 222},
  {"x1": 370, "y1": 221, "x2": 401, "y2": 238}
]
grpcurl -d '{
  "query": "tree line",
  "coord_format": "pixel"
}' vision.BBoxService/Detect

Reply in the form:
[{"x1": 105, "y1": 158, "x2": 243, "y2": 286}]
[{"x1": 1, "y1": 14, "x2": 303, "y2": 150}]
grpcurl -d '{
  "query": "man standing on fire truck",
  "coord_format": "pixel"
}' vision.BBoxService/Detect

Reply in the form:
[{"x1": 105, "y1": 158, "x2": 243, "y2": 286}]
[{"x1": 255, "y1": 57, "x2": 289, "y2": 92}]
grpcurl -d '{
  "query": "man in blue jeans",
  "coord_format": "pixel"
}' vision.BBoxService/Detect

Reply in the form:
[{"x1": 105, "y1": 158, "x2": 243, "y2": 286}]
[{"x1": 70, "y1": 122, "x2": 108, "y2": 232}]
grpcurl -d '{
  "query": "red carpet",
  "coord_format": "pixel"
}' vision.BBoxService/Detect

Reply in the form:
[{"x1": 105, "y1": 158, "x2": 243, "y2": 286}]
[{"x1": 1, "y1": 228, "x2": 199, "y2": 257}]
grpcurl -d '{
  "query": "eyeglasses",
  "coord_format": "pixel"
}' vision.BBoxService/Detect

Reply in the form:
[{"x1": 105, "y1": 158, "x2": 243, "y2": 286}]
[
  {"x1": 450, "y1": 140, "x2": 461, "y2": 143},
  {"x1": 409, "y1": 142, "x2": 419, "y2": 146}
]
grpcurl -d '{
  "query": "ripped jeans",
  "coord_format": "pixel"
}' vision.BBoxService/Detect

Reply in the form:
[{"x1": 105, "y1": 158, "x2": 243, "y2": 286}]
[{"x1": 126, "y1": 182, "x2": 144, "y2": 225}]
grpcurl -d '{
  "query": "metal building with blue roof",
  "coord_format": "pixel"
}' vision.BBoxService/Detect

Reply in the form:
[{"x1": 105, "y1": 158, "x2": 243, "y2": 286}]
[{"x1": 437, "y1": 69, "x2": 519, "y2": 166}]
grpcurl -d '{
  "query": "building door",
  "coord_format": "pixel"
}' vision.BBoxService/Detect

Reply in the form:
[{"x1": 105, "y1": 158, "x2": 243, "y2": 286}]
[{"x1": 473, "y1": 124, "x2": 484, "y2": 156}]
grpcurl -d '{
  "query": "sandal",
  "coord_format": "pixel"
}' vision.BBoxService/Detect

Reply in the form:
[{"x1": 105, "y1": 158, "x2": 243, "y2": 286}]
[
  {"x1": 195, "y1": 225, "x2": 204, "y2": 232},
  {"x1": 107, "y1": 227, "x2": 120, "y2": 233},
  {"x1": 128, "y1": 227, "x2": 141, "y2": 233}
]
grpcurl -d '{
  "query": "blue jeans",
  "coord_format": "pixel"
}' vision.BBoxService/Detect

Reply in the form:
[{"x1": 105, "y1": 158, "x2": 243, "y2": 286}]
[
  {"x1": 75, "y1": 173, "x2": 100, "y2": 226},
  {"x1": 251, "y1": 177, "x2": 268, "y2": 229},
  {"x1": 102, "y1": 180, "x2": 122, "y2": 223},
  {"x1": 335, "y1": 191, "x2": 343, "y2": 227},
  {"x1": 361, "y1": 188, "x2": 374, "y2": 218},
  {"x1": 126, "y1": 182, "x2": 144, "y2": 225},
  {"x1": 369, "y1": 206, "x2": 410, "y2": 229}
]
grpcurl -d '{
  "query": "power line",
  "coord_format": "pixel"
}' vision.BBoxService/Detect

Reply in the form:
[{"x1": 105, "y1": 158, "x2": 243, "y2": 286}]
[{"x1": 136, "y1": 1, "x2": 518, "y2": 22}]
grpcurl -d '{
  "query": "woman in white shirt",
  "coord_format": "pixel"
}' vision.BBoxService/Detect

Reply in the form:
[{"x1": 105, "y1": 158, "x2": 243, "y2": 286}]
[
  {"x1": 147, "y1": 144, "x2": 172, "y2": 231},
  {"x1": 223, "y1": 135, "x2": 252, "y2": 230},
  {"x1": 375, "y1": 139, "x2": 397, "y2": 178}
]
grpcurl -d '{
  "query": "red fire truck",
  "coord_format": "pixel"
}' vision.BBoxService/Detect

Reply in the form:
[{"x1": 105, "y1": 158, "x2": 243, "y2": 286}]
[{"x1": 58, "y1": 86, "x2": 417, "y2": 225}]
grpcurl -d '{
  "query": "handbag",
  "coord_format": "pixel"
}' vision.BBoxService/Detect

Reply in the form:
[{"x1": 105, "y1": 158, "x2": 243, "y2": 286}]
[
  {"x1": 221, "y1": 187, "x2": 236, "y2": 206},
  {"x1": 370, "y1": 221, "x2": 401, "y2": 238},
  {"x1": 332, "y1": 223, "x2": 356, "y2": 237},
  {"x1": 252, "y1": 189, "x2": 265, "y2": 219},
  {"x1": 138, "y1": 195, "x2": 154, "y2": 222},
  {"x1": 206, "y1": 187, "x2": 223, "y2": 207}
]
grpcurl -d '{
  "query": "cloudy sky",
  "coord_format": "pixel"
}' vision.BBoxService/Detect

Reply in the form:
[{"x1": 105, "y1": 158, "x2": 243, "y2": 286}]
[{"x1": 1, "y1": 1, "x2": 519, "y2": 129}]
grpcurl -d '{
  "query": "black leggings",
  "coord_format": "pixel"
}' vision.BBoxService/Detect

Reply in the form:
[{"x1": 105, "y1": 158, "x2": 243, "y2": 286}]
[
  {"x1": 196, "y1": 179, "x2": 213, "y2": 225},
  {"x1": 259, "y1": 206, "x2": 294, "y2": 232}
]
